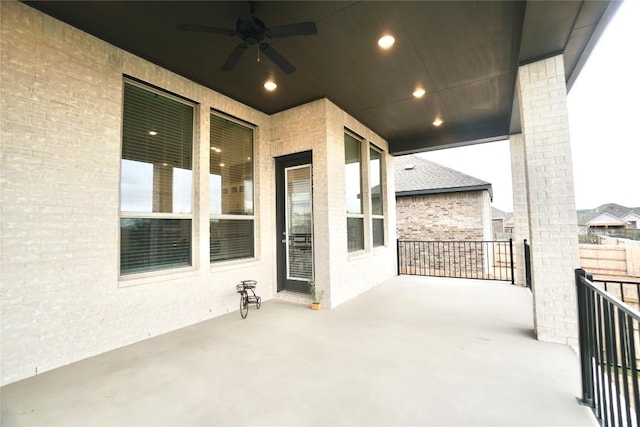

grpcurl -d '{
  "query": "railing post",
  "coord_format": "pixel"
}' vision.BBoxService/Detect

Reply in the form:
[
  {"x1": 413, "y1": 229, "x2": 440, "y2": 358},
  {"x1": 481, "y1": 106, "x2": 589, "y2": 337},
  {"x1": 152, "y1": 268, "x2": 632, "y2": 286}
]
[
  {"x1": 396, "y1": 240, "x2": 400, "y2": 276},
  {"x1": 509, "y1": 238, "x2": 515, "y2": 285},
  {"x1": 576, "y1": 268, "x2": 594, "y2": 407},
  {"x1": 524, "y1": 239, "x2": 532, "y2": 289}
]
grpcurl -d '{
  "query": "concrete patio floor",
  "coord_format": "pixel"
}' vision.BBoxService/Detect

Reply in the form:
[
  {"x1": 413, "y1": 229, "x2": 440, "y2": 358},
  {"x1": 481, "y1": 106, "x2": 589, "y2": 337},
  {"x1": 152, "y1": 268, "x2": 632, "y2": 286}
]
[{"x1": 1, "y1": 275, "x2": 597, "y2": 426}]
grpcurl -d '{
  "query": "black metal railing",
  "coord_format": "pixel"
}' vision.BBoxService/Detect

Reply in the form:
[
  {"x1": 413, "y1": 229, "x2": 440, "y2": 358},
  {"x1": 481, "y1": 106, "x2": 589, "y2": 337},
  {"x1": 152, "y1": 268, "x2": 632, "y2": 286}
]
[
  {"x1": 594, "y1": 279, "x2": 640, "y2": 312},
  {"x1": 576, "y1": 268, "x2": 640, "y2": 427},
  {"x1": 524, "y1": 239, "x2": 532, "y2": 289},
  {"x1": 397, "y1": 239, "x2": 514, "y2": 283}
]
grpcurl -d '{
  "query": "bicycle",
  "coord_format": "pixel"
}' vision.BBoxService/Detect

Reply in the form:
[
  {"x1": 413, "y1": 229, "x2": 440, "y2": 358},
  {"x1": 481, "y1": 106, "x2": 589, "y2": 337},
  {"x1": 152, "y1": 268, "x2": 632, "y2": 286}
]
[{"x1": 236, "y1": 280, "x2": 261, "y2": 319}]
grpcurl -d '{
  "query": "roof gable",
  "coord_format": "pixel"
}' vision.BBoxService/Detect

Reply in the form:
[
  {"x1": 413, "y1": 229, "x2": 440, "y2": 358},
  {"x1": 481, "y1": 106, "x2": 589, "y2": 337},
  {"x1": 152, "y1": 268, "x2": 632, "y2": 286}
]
[
  {"x1": 622, "y1": 212, "x2": 640, "y2": 222},
  {"x1": 492, "y1": 207, "x2": 508, "y2": 219},
  {"x1": 578, "y1": 203, "x2": 640, "y2": 225}
]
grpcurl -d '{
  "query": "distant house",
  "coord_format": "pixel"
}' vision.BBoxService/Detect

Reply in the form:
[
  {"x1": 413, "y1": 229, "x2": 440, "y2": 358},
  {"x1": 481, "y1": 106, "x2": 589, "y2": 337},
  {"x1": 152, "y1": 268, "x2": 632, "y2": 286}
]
[
  {"x1": 395, "y1": 155, "x2": 493, "y2": 241},
  {"x1": 578, "y1": 203, "x2": 640, "y2": 233},
  {"x1": 492, "y1": 207, "x2": 508, "y2": 235},
  {"x1": 623, "y1": 211, "x2": 640, "y2": 230},
  {"x1": 492, "y1": 207, "x2": 515, "y2": 237},
  {"x1": 503, "y1": 213, "x2": 515, "y2": 234}
]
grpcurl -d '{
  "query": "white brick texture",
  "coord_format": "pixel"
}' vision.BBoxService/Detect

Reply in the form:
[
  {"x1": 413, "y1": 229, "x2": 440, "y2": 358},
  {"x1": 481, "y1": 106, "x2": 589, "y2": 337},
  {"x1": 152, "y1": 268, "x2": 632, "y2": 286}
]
[
  {"x1": 510, "y1": 134, "x2": 531, "y2": 288},
  {"x1": 514, "y1": 55, "x2": 580, "y2": 346},
  {"x1": 0, "y1": 2, "x2": 397, "y2": 385}
]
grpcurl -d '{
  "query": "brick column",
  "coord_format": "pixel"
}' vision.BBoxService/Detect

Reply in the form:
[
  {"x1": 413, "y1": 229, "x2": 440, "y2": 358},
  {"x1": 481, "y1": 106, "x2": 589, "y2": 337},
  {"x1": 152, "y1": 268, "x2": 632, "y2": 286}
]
[
  {"x1": 509, "y1": 133, "x2": 531, "y2": 289},
  {"x1": 514, "y1": 55, "x2": 580, "y2": 347}
]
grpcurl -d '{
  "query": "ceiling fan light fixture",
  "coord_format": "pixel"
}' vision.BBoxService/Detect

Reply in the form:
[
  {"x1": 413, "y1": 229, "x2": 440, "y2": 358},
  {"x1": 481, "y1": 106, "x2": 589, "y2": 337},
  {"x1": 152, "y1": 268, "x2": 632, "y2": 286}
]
[
  {"x1": 378, "y1": 35, "x2": 395, "y2": 49},
  {"x1": 413, "y1": 88, "x2": 426, "y2": 98},
  {"x1": 432, "y1": 117, "x2": 444, "y2": 127},
  {"x1": 264, "y1": 80, "x2": 277, "y2": 91}
]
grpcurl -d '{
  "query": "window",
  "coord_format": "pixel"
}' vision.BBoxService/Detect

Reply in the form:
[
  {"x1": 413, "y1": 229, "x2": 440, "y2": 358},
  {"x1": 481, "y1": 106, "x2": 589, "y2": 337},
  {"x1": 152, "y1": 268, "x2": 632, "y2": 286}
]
[
  {"x1": 370, "y1": 146, "x2": 385, "y2": 247},
  {"x1": 120, "y1": 81, "x2": 194, "y2": 275},
  {"x1": 345, "y1": 132, "x2": 364, "y2": 251},
  {"x1": 210, "y1": 114, "x2": 254, "y2": 262}
]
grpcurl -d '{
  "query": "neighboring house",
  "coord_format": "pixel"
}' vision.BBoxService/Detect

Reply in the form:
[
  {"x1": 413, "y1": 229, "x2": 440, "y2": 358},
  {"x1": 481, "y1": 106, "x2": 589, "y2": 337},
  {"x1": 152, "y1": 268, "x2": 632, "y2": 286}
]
[
  {"x1": 395, "y1": 155, "x2": 493, "y2": 242},
  {"x1": 578, "y1": 203, "x2": 640, "y2": 232},
  {"x1": 492, "y1": 207, "x2": 515, "y2": 237},
  {"x1": 623, "y1": 211, "x2": 640, "y2": 230},
  {"x1": 503, "y1": 213, "x2": 515, "y2": 234},
  {"x1": 492, "y1": 207, "x2": 509, "y2": 236}
]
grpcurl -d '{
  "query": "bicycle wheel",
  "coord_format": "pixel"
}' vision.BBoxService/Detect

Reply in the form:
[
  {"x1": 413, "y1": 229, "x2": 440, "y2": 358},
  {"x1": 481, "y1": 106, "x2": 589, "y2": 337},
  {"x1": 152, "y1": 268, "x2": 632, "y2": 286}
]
[
  {"x1": 239, "y1": 292, "x2": 248, "y2": 319},
  {"x1": 256, "y1": 296, "x2": 261, "y2": 309}
]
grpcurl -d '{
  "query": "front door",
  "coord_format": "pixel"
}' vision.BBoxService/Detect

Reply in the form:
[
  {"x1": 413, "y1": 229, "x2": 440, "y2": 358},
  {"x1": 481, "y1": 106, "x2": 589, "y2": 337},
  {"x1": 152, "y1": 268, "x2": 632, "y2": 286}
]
[{"x1": 276, "y1": 152, "x2": 313, "y2": 293}]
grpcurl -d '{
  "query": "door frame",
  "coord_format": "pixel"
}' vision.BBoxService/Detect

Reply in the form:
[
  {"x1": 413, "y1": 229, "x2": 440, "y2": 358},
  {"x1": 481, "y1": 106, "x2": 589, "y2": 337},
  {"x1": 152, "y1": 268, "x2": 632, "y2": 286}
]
[{"x1": 275, "y1": 151, "x2": 313, "y2": 293}]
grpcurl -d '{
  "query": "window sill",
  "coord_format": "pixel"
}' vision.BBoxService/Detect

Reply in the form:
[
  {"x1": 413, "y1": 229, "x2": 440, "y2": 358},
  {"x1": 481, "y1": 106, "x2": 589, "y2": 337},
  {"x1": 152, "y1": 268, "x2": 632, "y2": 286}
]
[
  {"x1": 118, "y1": 266, "x2": 199, "y2": 288},
  {"x1": 372, "y1": 245, "x2": 388, "y2": 254},
  {"x1": 210, "y1": 257, "x2": 260, "y2": 273},
  {"x1": 348, "y1": 249, "x2": 368, "y2": 261}
]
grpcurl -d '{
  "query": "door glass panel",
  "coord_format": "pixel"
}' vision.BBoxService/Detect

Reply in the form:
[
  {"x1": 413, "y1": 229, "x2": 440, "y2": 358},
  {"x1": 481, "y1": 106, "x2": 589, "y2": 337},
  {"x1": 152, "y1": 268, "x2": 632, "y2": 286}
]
[{"x1": 286, "y1": 165, "x2": 313, "y2": 281}]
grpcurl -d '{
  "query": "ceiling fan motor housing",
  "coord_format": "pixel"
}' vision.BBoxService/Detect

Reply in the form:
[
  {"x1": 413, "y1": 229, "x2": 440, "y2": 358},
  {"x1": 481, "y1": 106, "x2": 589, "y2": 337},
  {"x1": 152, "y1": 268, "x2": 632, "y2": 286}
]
[{"x1": 236, "y1": 17, "x2": 268, "y2": 44}]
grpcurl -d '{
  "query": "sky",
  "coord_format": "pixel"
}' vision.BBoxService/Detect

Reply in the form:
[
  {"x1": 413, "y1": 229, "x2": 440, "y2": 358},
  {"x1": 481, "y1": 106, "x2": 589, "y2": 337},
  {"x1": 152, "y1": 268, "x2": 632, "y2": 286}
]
[{"x1": 420, "y1": 0, "x2": 639, "y2": 212}]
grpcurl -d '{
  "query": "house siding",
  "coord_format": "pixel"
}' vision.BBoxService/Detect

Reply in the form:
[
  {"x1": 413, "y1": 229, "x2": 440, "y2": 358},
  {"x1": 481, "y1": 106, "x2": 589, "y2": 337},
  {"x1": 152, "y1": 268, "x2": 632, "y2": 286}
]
[
  {"x1": 0, "y1": 2, "x2": 396, "y2": 386},
  {"x1": 396, "y1": 191, "x2": 491, "y2": 241}
]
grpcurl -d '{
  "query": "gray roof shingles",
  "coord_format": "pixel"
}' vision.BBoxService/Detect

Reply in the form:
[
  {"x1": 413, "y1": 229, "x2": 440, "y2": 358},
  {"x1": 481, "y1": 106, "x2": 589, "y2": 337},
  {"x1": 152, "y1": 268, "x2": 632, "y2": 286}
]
[
  {"x1": 577, "y1": 203, "x2": 640, "y2": 226},
  {"x1": 395, "y1": 154, "x2": 493, "y2": 199}
]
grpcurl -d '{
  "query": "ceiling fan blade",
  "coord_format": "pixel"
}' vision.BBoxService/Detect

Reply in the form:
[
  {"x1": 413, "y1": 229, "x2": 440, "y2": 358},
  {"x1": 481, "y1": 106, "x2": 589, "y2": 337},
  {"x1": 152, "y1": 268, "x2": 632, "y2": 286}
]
[
  {"x1": 221, "y1": 43, "x2": 248, "y2": 71},
  {"x1": 176, "y1": 23, "x2": 236, "y2": 36},
  {"x1": 260, "y1": 43, "x2": 296, "y2": 74},
  {"x1": 267, "y1": 21, "x2": 317, "y2": 38}
]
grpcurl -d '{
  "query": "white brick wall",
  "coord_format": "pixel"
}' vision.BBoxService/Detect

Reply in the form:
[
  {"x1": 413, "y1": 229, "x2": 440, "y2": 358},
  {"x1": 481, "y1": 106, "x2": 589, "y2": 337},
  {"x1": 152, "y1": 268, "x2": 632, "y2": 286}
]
[
  {"x1": 324, "y1": 102, "x2": 397, "y2": 308},
  {"x1": 0, "y1": 2, "x2": 397, "y2": 385},
  {"x1": 270, "y1": 100, "x2": 397, "y2": 308},
  {"x1": 510, "y1": 133, "x2": 531, "y2": 288},
  {"x1": 515, "y1": 55, "x2": 580, "y2": 346},
  {"x1": 0, "y1": 1, "x2": 275, "y2": 386}
]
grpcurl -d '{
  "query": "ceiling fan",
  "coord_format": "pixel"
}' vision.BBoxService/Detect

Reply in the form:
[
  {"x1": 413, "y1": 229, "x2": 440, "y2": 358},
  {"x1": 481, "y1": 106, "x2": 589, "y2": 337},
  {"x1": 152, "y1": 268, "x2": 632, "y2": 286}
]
[{"x1": 177, "y1": 2, "x2": 317, "y2": 75}]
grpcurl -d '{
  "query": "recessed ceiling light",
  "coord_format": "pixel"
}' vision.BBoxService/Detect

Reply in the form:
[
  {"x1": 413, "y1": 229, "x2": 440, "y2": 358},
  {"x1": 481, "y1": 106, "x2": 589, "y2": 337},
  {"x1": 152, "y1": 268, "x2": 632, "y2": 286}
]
[
  {"x1": 413, "y1": 88, "x2": 426, "y2": 98},
  {"x1": 432, "y1": 117, "x2": 444, "y2": 127},
  {"x1": 264, "y1": 80, "x2": 277, "y2": 91},
  {"x1": 148, "y1": 131, "x2": 158, "y2": 136},
  {"x1": 378, "y1": 35, "x2": 395, "y2": 49}
]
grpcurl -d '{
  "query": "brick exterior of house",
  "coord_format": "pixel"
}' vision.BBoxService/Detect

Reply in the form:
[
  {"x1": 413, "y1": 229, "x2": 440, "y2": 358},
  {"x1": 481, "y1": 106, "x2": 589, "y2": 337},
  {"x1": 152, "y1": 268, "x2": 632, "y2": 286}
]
[{"x1": 396, "y1": 191, "x2": 492, "y2": 241}]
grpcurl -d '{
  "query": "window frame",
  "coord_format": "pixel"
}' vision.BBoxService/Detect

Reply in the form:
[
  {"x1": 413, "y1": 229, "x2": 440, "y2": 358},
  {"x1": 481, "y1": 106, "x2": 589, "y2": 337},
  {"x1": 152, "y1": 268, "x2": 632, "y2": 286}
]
[
  {"x1": 345, "y1": 130, "x2": 365, "y2": 253},
  {"x1": 119, "y1": 78, "x2": 196, "y2": 278},
  {"x1": 369, "y1": 144, "x2": 386, "y2": 248},
  {"x1": 209, "y1": 111, "x2": 257, "y2": 264}
]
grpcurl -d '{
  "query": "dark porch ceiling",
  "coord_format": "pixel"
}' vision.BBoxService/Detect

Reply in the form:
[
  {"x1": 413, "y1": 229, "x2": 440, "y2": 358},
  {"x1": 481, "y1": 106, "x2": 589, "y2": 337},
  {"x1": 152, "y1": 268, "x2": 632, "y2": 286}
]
[{"x1": 23, "y1": 1, "x2": 620, "y2": 155}]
